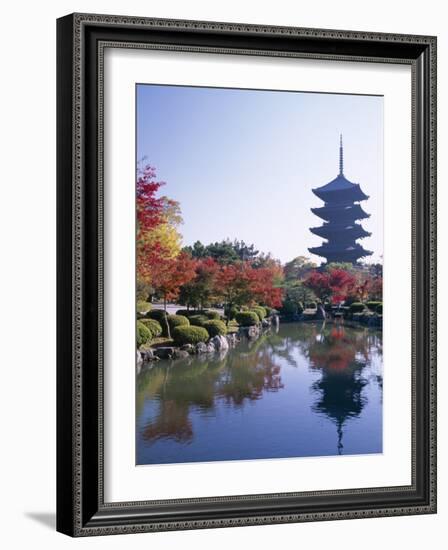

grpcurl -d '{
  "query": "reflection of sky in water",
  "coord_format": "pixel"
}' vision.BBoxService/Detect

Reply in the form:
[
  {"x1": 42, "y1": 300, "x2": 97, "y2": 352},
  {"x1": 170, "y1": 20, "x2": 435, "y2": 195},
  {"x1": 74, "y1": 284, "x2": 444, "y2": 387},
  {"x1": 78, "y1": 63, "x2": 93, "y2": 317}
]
[{"x1": 136, "y1": 323, "x2": 383, "y2": 465}]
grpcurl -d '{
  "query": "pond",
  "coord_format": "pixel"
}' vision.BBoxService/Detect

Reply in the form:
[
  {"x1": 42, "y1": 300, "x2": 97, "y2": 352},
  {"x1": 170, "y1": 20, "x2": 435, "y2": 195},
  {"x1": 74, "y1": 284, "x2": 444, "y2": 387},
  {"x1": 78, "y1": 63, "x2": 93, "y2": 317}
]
[{"x1": 136, "y1": 322, "x2": 383, "y2": 465}]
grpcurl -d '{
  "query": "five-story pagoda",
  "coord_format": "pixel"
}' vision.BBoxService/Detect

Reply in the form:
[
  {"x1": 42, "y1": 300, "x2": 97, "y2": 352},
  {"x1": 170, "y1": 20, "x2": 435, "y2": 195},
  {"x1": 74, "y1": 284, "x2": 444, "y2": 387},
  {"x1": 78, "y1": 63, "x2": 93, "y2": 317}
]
[{"x1": 308, "y1": 136, "x2": 373, "y2": 264}]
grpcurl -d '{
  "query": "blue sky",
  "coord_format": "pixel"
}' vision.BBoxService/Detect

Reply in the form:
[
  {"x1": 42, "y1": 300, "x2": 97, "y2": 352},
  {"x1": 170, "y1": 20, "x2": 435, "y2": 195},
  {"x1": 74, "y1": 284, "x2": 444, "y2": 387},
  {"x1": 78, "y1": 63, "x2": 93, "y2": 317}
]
[{"x1": 136, "y1": 84, "x2": 383, "y2": 264}]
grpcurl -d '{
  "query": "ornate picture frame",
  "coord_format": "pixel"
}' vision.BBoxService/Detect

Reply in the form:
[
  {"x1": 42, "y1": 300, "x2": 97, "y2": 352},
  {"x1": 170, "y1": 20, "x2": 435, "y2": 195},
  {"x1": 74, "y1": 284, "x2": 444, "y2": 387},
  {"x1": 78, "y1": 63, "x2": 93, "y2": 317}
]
[{"x1": 57, "y1": 13, "x2": 437, "y2": 536}]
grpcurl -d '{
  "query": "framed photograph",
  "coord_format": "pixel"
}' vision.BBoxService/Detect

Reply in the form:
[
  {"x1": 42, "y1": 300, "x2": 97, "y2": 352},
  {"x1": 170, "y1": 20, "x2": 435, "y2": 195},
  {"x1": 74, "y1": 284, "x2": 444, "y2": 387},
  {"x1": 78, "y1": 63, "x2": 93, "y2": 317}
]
[{"x1": 57, "y1": 13, "x2": 437, "y2": 536}]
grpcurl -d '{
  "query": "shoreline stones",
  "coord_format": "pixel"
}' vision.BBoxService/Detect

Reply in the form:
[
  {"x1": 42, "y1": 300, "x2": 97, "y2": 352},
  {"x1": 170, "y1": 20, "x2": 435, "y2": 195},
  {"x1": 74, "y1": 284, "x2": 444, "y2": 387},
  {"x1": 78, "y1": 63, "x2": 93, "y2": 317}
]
[
  {"x1": 153, "y1": 347, "x2": 175, "y2": 360},
  {"x1": 196, "y1": 342, "x2": 208, "y2": 354},
  {"x1": 172, "y1": 349, "x2": 190, "y2": 360},
  {"x1": 140, "y1": 314, "x2": 278, "y2": 363},
  {"x1": 209, "y1": 335, "x2": 229, "y2": 351},
  {"x1": 180, "y1": 343, "x2": 195, "y2": 354},
  {"x1": 238, "y1": 324, "x2": 261, "y2": 340}
]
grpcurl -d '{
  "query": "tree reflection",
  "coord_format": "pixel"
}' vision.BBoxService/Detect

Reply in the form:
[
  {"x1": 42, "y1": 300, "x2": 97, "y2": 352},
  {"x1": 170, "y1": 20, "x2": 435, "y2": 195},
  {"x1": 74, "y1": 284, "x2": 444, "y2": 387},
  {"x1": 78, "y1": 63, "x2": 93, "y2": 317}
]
[{"x1": 138, "y1": 336, "x2": 283, "y2": 443}]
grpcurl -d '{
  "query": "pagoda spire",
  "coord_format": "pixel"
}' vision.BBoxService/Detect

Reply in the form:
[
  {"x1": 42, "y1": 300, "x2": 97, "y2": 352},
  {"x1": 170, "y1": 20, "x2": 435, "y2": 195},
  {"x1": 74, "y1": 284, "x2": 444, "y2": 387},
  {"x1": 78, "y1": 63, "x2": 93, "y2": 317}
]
[{"x1": 339, "y1": 134, "x2": 344, "y2": 176}]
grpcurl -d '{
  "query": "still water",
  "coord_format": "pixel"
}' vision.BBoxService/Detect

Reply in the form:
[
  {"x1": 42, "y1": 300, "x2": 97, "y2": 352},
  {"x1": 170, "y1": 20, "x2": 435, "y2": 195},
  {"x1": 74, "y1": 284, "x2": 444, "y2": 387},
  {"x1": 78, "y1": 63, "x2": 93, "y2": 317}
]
[{"x1": 136, "y1": 323, "x2": 382, "y2": 465}]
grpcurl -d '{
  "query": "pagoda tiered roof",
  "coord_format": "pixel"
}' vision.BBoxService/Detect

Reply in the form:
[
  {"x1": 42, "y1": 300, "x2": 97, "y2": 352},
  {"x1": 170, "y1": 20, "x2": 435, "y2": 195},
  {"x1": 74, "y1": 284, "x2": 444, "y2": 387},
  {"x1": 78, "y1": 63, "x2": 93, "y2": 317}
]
[
  {"x1": 308, "y1": 242, "x2": 373, "y2": 263},
  {"x1": 311, "y1": 203, "x2": 370, "y2": 222},
  {"x1": 308, "y1": 135, "x2": 373, "y2": 265},
  {"x1": 312, "y1": 175, "x2": 368, "y2": 203},
  {"x1": 310, "y1": 222, "x2": 371, "y2": 240}
]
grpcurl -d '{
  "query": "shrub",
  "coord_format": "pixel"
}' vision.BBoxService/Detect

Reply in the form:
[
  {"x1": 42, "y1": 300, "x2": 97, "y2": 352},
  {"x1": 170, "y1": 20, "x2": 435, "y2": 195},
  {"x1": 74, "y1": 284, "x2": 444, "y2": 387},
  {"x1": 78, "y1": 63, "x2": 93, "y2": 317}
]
[
  {"x1": 176, "y1": 309, "x2": 193, "y2": 317},
  {"x1": 366, "y1": 301, "x2": 382, "y2": 312},
  {"x1": 147, "y1": 309, "x2": 167, "y2": 321},
  {"x1": 224, "y1": 305, "x2": 239, "y2": 320},
  {"x1": 235, "y1": 311, "x2": 259, "y2": 326},
  {"x1": 264, "y1": 306, "x2": 272, "y2": 316},
  {"x1": 280, "y1": 299, "x2": 298, "y2": 316},
  {"x1": 167, "y1": 314, "x2": 190, "y2": 331},
  {"x1": 251, "y1": 306, "x2": 267, "y2": 321},
  {"x1": 189, "y1": 314, "x2": 209, "y2": 327},
  {"x1": 350, "y1": 302, "x2": 366, "y2": 313},
  {"x1": 136, "y1": 321, "x2": 151, "y2": 348},
  {"x1": 172, "y1": 325, "x2": 209, "y2": 346},
  {"x1": 376, "y1": 303, "x2": 383, "y2": 314},
  {"x1": 203, "y1": 320, "x2": 227, "y2": 337},
  {"x1": 136, "y1": 300, "x2": 152, "y2": 313},
  {"x1": 139, "y1": 318, "x2": 162, "y2": 338},
  {"x1": 205, "y1": 310, "x2": 221, "y2": 320}
]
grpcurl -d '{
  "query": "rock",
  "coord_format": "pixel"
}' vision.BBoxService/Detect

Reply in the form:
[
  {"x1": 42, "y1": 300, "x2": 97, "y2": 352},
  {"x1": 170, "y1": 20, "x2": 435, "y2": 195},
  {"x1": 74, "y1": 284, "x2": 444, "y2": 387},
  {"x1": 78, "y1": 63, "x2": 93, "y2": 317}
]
[
  {"x1": 153, "y1": 347, "x2": 175, "y2": 360},
  {"x1": 180, "y1": 343, "x2": 195, "y2": 354},
  {"x1": 136, "y1": 350, "x2": 143, "y2": 365},
  {"x1": 196, "y1": 342, "x2": 208, "y2": 354},
  {"x1": 247, "y1": 325, "x2": 261, "y2": 340},
  {"x1": 261, "y1": 318, "x2": 270, "y2": 328},
  {"x1": 210, "y1": 335, "x2": 229, "y2": 351},
  {"x1": 238, "y1": 325, "x2": 261, "y2": 340},
  {"x1": 206, "y1": 342, "x2": 216, "y2": 353},
  {"x1": 141, "y1": 349, "x2": 155, "y2": 362},
  {"x1": 226, "y1": 333, "x2": 238, "y2": 347},
  {"x1": 172, "y1": 349, "x2": 190, "y2": 360},
  {"x1": 273, "y1": 315, "x2": 280, "y2": 327}
]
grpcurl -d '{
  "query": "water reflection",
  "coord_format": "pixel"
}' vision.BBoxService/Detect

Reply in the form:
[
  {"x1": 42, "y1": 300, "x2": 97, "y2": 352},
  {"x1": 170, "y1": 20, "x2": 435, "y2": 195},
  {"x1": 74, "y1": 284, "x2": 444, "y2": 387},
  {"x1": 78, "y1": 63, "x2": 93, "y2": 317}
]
[{"x1": 136, "y1": 322, "x2": 383, "y2": 464}]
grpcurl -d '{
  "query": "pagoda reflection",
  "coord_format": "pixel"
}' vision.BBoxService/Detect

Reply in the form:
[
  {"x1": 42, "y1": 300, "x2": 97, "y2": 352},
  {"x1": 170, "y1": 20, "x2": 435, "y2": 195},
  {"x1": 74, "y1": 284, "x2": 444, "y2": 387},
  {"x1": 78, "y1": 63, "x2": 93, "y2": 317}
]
[{"x1": 307, "y1": 323, "x2": 374, "y2": 454}]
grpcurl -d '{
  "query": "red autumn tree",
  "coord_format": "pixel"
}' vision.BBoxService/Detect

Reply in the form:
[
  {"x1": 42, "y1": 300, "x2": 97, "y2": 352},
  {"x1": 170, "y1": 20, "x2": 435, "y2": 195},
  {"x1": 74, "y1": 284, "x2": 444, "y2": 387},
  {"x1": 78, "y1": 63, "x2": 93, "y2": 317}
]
[
  {"x1": 247, "y1": 266, "x2": 284, "y2": 308},
  {"x1": 136, "y1": 164, "x2": 165, "y2": 237},
  {"x1": 215, "y1": 263, "x2": 253, "y2": 311},
  {"x1": 151, "y1": 252, "x2": 198, "y2": 337},
  {"x1": 215, "y1": 262, "x2": 284, "y2": 313},
  {"x1": 327, "y1": 268, "x2": 357, "y2": 303},
  {"x1": 304, "y1": 268, "x2": 356, "y2": 304},
  {"x1": 136, "y1": 163, "x2": 184, "y2": 288},
  {"x1": 152, "y1": 252, "x2": 198, "y2": 309},
  {"x1": 178, "y1": 257, "x2": 220, "y2": 310},
  {"x1": 303, "y1": 271, "x2": 331, "y2": 302},
  {"x1": 346, "y1": 273, "x2": 383, "y2": 303},
  {"x1": 136, "y1": 163, "x2": 165, "y2": 283}
]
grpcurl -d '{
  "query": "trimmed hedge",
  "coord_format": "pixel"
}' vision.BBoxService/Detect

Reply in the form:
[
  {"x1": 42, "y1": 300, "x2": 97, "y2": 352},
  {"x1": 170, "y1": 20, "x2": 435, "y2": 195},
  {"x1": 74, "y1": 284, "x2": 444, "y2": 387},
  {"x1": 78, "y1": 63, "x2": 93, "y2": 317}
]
[
  {"x1": 350, "y1": 302, "x2": 367, "y2": 313},
  {"x1": 366, "y1": 301, "x2": 382, "y2": 312},
  {"x1": 139, "y1": 318, "x2": 163, "y2": 339},
  {"x1": 251, "y1": 306, "x2": 267, "y2": 321},
  {"x1": 136, "y1": 300, "x2": 152, "y2": 313},
  {"x1": 189, "y1": 314, "x2": 209, "y2": 327},
  {"x1": 167, "y1": 314, "x2": 190, "y2": 331},
  {"x1": 205, "y1": 310, "x2": 221, "y2": 320},
  {"x1": 376, "y1": 303, "x2": 383, "y2": 314},
  {"x1": 203, "y1": 320, "x2": 227, "y2": 337},
  {"x1": 147, "y1": 309, "x2": 167, "y2": 321},
  {"x1": 136, "y1": 321, "x2": 151, "y2": 348},
  {"x1": 224, "y1": 305, "x2": 239, "y2": 320},
  {"x1": 235, "y1": 311, "x2": 259, "y2": 326},
  {"x1": 264, "y1": 306, "x2": 273, "y2": 316},
  {"x1": 172, "y1": 325, "x2": 209, "y2": 346},
  {"x1": 175, "y1": 309, "x2": 194, "y2": 317}
]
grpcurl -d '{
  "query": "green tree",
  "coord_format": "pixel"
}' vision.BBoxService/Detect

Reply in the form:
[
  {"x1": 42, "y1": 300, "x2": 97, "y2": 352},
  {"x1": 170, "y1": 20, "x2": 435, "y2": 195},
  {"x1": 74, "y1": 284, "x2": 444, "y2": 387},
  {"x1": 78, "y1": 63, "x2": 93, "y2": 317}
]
[{"x1": 284, "y1": 256, "x2": 317, "y2": 281}]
